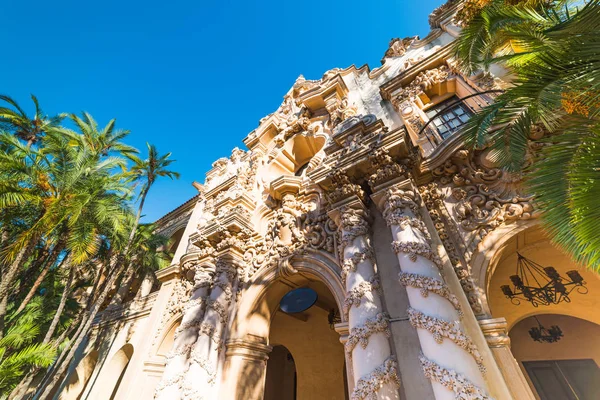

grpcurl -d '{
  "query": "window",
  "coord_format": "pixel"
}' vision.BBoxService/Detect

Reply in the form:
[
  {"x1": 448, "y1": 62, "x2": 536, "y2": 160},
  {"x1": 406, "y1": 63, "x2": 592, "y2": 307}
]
[{"x1": 425, "y1": 96, "x2": 472, "y2": 139}]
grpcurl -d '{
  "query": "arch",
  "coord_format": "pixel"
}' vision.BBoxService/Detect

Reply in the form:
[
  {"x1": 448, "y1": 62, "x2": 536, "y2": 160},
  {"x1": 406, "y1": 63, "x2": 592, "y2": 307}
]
[
  {"x1": 222, "y1": 250, "x2": 347, "y2": 400},
  {"x1": 509, "y1": 314, "x2": 600, "y2": 399},
  {"x1": 482, "y1": 223, "x2": 600, "y2": 329},
  {"x1": 168, "y1": 227, "x2": 186, "y2": 254},
  {"x1": 229, "y1": 248, "x2": 345, "y2": 341},
  {"x1": 59, "y1": 350, "x2": 99, "y2": 400},
  {"x1": 91, "y1": 343, "x2": 134, "y2": 400},
  {"x1": 156, "y1": 316, "x2": 182, "y2": 358}
]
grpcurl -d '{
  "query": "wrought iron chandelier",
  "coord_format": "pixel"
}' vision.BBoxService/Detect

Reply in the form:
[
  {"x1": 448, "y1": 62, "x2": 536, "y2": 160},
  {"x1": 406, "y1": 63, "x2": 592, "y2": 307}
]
[
  {"x1": 529, "y1": 316, "x2": 563, "y2": 343},
  {"x1": 500, "y1": 252, "x2": 588, "y2": 307}
]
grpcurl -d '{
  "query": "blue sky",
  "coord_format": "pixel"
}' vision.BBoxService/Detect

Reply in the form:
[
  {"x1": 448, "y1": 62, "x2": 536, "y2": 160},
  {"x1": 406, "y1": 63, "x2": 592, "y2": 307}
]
[{"x1": 1, "y1": 0, "x2": 444, "y2": 221}]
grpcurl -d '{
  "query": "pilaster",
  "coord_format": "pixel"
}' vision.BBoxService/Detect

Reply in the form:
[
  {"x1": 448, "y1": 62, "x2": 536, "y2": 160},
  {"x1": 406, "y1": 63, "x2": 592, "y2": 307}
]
[{"x1": 479, "y1": 318, "x2": 535, "y2": 400}]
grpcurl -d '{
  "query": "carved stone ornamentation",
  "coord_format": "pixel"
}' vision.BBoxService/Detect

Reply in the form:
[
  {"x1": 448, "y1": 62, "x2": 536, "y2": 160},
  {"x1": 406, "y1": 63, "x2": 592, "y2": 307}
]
[
  {"x1": 432, "y1": 148, "x2": 536, "y2": 241},
  {"x1": 399, "y1": 272, "x2": 462, "y2": 316},
  {"x1": 344, "y1": 276, "x2": 382, "y2": 317},
  {"x1": 392, "y1": 65, "x2": 451, "y2": 108},
  {"x1": 420, "y1": 356, "x2": 492, "y2": 400},
  {"x1": 189, "y1": 350, "x2": 217, "y2": 385},
  {"x1": 326, "y1": 171, "x2": 365, "y2": 205},
  {"x1": 345, "y1": 312, "x2": 391, "y2": 353},
  {"x1": 342, "y1": 245, "x2": 376, "y2": 283},
  {"x1": 367, "y1": 148, "x2": 407, "y2": 190},
  {"x1": 383, "y1": 37, "x2": 418, "y2": 59},
  {"x1": 419, "y1": 183, "x2": 484, "y2": 315},
  {"x1": 391, "y1": 241, "x2": 443, "y2": 269},
  {"x1": 351, "y1": 356, "x2": 401, "y2": 400},
  {"x1": 328, "y1": 96, "x2": 358, "y2": 128},
  {"x1": 408, "y1": 308, "x2": 484, "y2": 371}
]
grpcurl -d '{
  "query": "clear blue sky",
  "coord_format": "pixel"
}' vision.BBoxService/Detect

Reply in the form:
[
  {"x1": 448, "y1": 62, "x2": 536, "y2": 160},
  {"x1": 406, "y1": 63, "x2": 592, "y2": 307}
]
[{"x1": 1, "y1": 0, "x2": 444, "y2": 222}]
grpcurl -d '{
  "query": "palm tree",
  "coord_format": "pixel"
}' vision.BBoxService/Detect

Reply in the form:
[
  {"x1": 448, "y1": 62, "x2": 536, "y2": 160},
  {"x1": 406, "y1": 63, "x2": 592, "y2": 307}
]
[
  {"x1": 64, "y1": 112, "x2": 138, "y2": 158},
  {"x1": 0, "y1": 298, "x2": 56, "y2": 395},
  {"x1": 452, "y1": 0, "x2": 600, "y2": 269},
  {"x1": 0, "y1": 95, "x2": 64, "y2": 147},
  {"x1": 36, "y1": 143, "x2": 179, "y2": 399}
]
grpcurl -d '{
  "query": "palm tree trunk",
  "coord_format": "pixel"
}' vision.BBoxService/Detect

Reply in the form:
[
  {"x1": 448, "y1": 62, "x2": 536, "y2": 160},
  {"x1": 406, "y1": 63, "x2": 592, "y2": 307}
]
[
  {"x1": 36, "y1": 262, "x2": 126, "y2": 400},
  {"x1": 0, "y1": 234, "x2": 38, "y2": 339},
  {"x1": 36, "y1": 183, "x2": 150, "y2": 398},
  {"x1": 43, "y1": 264, "x2": 74, "y2": 343},
  {"x1": 14, "y1": 247, "x2": 65, "y2": 316}
]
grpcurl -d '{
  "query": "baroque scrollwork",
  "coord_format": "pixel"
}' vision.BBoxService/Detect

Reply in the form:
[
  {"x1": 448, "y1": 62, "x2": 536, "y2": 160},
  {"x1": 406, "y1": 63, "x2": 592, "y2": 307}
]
[
  {"x1": 420, "y1": 356, "x2": 492, "y2": 400},
  {"x1": 351, "y1": 356, "x2": 401, "y2": 400},
  {"x1": 326, "y1": 171, "x2": 365, "y2": 205},
  {"x1": 345, "y1": 312, "x2": 391, "y2": 353},
  {"x1": 367, "y1": 148, "x2": 407, "y2": 190},
  {"x1": 419, "y1": 183, "x2": 484, "y2": 315},
  {"x1": 432, "y1": 148, "x2": 536, "y2": 240},
  {"x1": 392, "y1": 65, "x2": 450, "y2": 107},
  {"x1": 399, "y1": 272, "x2": 462, "y2": 316},
  {"x1": 408, "y1": 308, "x2": 484, "y2": 371}
]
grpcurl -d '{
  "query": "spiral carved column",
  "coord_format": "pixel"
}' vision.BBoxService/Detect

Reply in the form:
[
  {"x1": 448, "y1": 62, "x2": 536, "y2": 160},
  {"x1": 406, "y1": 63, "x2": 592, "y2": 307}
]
[
  {"x1": 155, "y1": 264, "x2": 214, "y2": 400},
  {"x1": 181, "y1": 258, "x2": 239, "y2": 399},
  {"x1": 379, "y1": 186, "x2": 491, "y2": 400},
  {"x1": 331, "y1": 203, "x2": 400, "y2": 400}
]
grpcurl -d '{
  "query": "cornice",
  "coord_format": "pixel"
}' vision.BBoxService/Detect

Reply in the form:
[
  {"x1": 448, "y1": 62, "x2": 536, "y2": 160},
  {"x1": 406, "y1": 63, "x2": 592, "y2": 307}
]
[{"x1": 156, "y1": 264, "x2": 181, "y2": 283}]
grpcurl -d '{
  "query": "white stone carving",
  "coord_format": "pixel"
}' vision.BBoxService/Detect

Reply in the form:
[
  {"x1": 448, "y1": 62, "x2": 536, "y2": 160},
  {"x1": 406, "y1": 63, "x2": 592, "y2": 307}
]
[
  {"x1": 399, "y1": 272, "x2": 462, "y2": 316},
  {"x1": 420, "y1": 356, "x2": 492, "y2": 400},
  {"x1": 344, "y1": 276, "x2": 382, "y2": 317},
  {"x1": 351, "y1": 356, "x2": 401, "y2": 400},
  {"x1": 391, "y1": 240, "x2": 443, "y2": 268},
  {"x1": 346, "y1": 312, "x2": 391, "y2": 353},
  {"x1": 408, "y1": 308, "x2": 484, "y2": 371}
]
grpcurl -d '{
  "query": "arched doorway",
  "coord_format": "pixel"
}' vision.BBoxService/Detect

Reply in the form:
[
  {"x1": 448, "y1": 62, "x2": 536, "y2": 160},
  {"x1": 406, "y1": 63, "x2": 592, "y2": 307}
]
[
  {"x1": 222, "y1": 252, "x2": 350, "y2": 400},
  {"x1": 91, "y1": 343, "x2": 133, "y2": 400},
  {"x1": 264, "y1": 345, "x2": 297, "y2": 400}
]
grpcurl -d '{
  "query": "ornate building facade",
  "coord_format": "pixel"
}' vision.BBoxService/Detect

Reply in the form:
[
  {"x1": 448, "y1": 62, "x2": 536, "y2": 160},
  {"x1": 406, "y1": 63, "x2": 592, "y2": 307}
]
[{"x1": 53, "y1": 1, "x2": 600, "y2": 400}]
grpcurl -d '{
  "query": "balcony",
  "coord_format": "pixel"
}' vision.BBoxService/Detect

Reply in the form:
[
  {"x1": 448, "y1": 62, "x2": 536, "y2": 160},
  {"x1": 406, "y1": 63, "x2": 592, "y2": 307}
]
[{"x1": 417, "y1": 91, "x2": 502, "y2": 151}]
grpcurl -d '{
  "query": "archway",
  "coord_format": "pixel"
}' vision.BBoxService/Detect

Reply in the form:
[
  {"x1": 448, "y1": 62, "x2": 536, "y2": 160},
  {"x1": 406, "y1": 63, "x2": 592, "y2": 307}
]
[
  {"x1": 509, "y1": 314, "x2": 600, "y2": 399},
  {"x1": 91, "y1": 343, "x2": 133, "y2": 400},
  {"x1": 59, "y1": 350, "x2": 99, "y2": 400},
  {"x1": 221, "y1": 251, "x2": 349, "y2": 400},
  {"x1": 264, "y1": 345, "x2": 297, "y2": 400},
  {"x1": 485, "y1": 226, "x2": 600, "y2": 399}
]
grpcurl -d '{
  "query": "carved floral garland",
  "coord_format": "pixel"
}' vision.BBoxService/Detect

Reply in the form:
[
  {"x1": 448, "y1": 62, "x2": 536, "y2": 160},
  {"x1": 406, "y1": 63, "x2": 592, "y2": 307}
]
[
  {"x1": 384, "y1": 188, "x2": 420, "y2": 217},
  {"x1": 342, "y1": 245, "x2": 376, "y2": 283},
  {"x1": 199, "y1": 321, "x2": 223, "y2": 346},
  {"x1": 385, "y1": 213, "x2": 430, "y2": 239},
  {"x1": 166, "y1": 343, "x2": 193, "y2": 360},
  {"x1": 189, "y1": 350, "x2": 217, "y2": 385},
  {"x1": 399, "y1": 272, "x2": 462, "y2": 316},
  {"x1": 154, "y1": 371, "x2": 186, "y2": 397},
  {"x1": 351, "y1": 356, "x2": 401, "y2": 400},
  {"x1": 344, "y1": 276, "x2": 382, "y2": 317},
  {"x1": 173, "y1": 316, "x2": 204, "y2": 341},
  {"x1": 206, "y1": 299, "x2": 229, "y2": 324},
  {"x1": 346, "y1": 312, "x2": 391, "y2": 353},
  {"x1": 408, "y1": 308, "x2": 484, "y2": 371},
  {"x1": 391, "y1": 240, "x2": 443, "y2": 268},
  {"x1": 420, "y1": 356, "x2": 492, "y2": 400}
]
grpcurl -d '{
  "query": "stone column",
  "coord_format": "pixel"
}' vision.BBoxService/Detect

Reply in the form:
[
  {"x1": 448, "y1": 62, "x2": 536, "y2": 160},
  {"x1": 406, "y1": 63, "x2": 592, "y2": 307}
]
[
  {"x1": 376, "y1": 185, "x2": 491, "y2": 400},
  {"x1": 155, "y1": 264, "x2": 214, "y2": 400},
  {"x1": 182, "y1": 257, "x2": 239, "y2": 399},
  {"x1": 479, "y1": 318, "x2": 535, "y2": 400},
  {"x1": 330, "y1": 202, "x2": 400, "y2": 400}
]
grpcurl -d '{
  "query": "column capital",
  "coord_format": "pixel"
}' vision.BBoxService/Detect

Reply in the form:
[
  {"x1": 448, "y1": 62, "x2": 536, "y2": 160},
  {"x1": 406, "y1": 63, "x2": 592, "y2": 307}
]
[
  {"x1": 478, "y1": 317, "x2": 511, "y2": 348},
  {"x1": 225, "y1": 337, "x2": 273, "y2": 362},
  {"x1": 324, "y1": 170, "x2": 366, "y2": 206},
  {"x1": 334, "y1": 321, "x2": 350, "y2": 344},
  {"x1": 327, "y1": 197, "x2": 368, "y2": 228},
  {"x1": 370, "y1": 179, "x2": 414, "y2": 211}
]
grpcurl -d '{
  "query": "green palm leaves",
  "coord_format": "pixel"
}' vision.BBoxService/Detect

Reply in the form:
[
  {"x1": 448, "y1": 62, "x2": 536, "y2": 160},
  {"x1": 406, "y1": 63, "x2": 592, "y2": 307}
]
[
  {"x1": 453, "y1": 0, "x2": 600, "y2": 268},
  {"x1": 0, "y1": 94, "x2": 180, "y2": 395}
]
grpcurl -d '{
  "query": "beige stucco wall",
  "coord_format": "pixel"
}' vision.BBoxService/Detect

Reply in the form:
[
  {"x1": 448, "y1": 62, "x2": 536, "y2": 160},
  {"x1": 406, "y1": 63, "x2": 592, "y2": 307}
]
[{"x1": 269, "y1": 306, "x2": 346, "y2": 400}]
